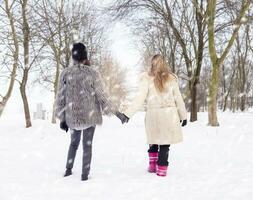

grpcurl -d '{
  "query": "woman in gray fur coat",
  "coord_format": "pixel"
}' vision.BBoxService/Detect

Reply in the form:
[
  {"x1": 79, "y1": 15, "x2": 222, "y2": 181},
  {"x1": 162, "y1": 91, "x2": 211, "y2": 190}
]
[{"x1": 55, "y1": 43, "x2": 128, "y2": 181}]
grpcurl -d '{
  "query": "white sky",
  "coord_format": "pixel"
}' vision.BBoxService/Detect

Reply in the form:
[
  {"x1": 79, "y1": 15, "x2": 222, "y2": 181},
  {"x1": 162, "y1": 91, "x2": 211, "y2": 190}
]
[
  {"x1": 109, "y1": 23, "x2": 141, "y2": 70},
  {"x1": 95, "y1": 0, "x2": 142, "y2": 71}
]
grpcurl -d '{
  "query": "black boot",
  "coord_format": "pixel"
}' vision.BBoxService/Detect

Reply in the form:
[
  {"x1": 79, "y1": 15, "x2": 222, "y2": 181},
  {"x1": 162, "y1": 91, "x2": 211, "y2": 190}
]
[
  {"x1": 63, "y1": 168, "x2": 72, "y2": 177},
  {"x1": 81, "y1": 174, "x2": 88, "y2": 181}
]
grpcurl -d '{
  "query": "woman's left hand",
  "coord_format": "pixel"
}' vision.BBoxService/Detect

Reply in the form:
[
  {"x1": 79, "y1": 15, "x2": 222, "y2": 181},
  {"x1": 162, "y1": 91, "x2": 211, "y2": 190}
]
[{"x1": 180, "y1": 119, "x2": 187, "y2": 127}]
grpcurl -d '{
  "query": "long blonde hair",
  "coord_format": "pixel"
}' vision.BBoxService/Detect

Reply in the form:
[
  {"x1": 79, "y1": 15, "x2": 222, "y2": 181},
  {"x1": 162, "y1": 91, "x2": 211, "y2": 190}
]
[{"x1": 148, "y1": 54, "x2": 175, "y2": 93}]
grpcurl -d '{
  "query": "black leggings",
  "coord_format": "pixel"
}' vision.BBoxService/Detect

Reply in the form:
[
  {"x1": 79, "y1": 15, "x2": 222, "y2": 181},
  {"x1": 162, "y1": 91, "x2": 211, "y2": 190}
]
[
  {"x1": 148, "y1": 144, "x2": 170, "y2": 166},
  {"x1": 66, "y1": 126, "x2": 95, "y2": 176}
]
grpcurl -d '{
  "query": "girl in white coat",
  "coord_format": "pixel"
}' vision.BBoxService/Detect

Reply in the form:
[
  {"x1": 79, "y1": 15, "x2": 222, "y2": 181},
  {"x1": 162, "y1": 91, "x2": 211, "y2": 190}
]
[{"x1": 123, "y1": 54, "x2": 187, "y2": 176}]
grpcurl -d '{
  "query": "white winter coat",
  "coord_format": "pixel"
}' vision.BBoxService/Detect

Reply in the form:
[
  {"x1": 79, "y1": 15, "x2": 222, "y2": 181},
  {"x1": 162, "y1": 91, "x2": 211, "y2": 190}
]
[{"x1": 124, "y1": 72, "x2": 187, "y2": 145}]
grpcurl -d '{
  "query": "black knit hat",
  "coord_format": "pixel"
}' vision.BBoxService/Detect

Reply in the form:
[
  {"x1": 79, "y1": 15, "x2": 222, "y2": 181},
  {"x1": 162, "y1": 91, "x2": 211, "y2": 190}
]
[{"x1": 72, "y1": 43, "x2": 87, "y2": 62}]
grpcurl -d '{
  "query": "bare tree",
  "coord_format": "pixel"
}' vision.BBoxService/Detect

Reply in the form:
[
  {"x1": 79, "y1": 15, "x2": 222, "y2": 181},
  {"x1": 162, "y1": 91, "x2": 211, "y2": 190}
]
[
  {"x1": 236, "y1": 25, "x2": 251, "y2": 111},
  {"x1": 220, "y1": 63, "x2": 236, "y2": 112},
  {"x1": 206, "y1": 0, "x2": 252, "y2": 126},
  {"x1": 18, "y1": 0, "x2": 32, "y2": 127},
  {"x1": 98, "y1": 53, "x2": 128, "y2": 108},
  {"x1": 35, "y1": 0, "x2": 66, "y2": 123},
  {"x1": 17, "y1": 0, "x2": 46, "y2": 127},
  {"x1": 0, "y1": 0, "x2": 19, "y2": 117},
  {"x1": 34, "y1": 0, "x2": 105, "y2": 123},
  {"x1": 0, "y1": 0, "x2": 47, "y2": 127}
]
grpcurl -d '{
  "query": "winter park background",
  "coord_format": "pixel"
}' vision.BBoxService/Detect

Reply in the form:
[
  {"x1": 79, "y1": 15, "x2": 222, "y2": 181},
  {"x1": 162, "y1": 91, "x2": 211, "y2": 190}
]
[{"x1": 0, "y1": 0, "x2": 253, "y2": 200}]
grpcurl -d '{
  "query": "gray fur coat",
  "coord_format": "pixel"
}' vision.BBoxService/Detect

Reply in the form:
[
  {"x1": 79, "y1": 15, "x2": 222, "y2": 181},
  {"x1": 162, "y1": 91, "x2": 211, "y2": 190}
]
[{"x1": 55, "y1": 63, "x2": 116, "y2": 130}]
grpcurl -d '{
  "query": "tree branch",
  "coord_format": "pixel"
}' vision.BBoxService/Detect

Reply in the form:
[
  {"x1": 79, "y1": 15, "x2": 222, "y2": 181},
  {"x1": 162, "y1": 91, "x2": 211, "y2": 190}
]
[{"x1": 219, "y1": 0, "x2": 252, "y2": 64}]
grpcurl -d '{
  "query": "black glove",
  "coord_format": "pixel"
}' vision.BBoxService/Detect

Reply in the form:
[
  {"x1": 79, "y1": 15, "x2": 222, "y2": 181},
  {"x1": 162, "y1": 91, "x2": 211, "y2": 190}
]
[
  {"x1": 180, "y1": 119, "x2": 187, "y2": 127},
  {"x1": 115, "y1": 111, "x2": 129, "y2": 124},
  {"x1": 60, "y1": 121, "x2": 69, "y2": 132}
]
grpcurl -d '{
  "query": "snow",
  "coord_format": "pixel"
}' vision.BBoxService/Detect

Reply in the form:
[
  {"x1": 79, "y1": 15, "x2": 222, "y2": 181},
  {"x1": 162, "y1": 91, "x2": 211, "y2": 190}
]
[
  {"x1": 241, "y1": 17, "x2": 247, "y2": 23},
  {"x1": 0, "y1": 112, "x2": 253, "y2": 200}
]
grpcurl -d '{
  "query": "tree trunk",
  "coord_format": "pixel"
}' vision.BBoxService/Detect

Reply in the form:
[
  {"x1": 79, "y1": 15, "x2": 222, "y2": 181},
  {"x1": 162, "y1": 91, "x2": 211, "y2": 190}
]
[
  {"x1": 240, "y1": 96, "x2": 246, "y2": 111},
  {"x1": 239, "y1": 58, "x2": 247, "y2": 111},
  {"x1": 207, "y1": 0, "x2": 219, "y2": 126},
  {"x1": 223, "y1": 96, "x2": 228, "y2": 111},
  {"x1": 190, "y1": 82, "x2": 198, "y2": 122},
  {"x1": 190, "y1": 0, "x2": 205, "y2": 122},
  {"x1": 51, "y1": 100, "x2": 57, "y2": 124},
  {"x1": 222, "y1": 68, "x2": 235, "y2": 111},
  {"x1": 229, "y1": 97, "x2": 233, "y2": 111},
  {"x1": 208, "y1": 62, "x2": 220, "y2": 126},
  {"x1": 0, "y1": 68, "x2": 16, "y2": 117},
  {"x1": 232, "y1": 98, "x2": 236, "y2": 112},
  {"x1": 0, "y1": 99, "x2": 7, "y2": 117},
  {"x1": 51, "y1": 5, "x2": 63, "y2": 124},
  {"x1": 236, "y1": 95, "x2": 240, "y2": 111},
  {"x1": 20, "y1": 0, "x2": 31, "y2": 128},
  {"x1": 20, "y1": 68, "x2": 32, "y2": 128},
  {"x1": 51, "y1": 58, "x2": 60, "y2": 124}
]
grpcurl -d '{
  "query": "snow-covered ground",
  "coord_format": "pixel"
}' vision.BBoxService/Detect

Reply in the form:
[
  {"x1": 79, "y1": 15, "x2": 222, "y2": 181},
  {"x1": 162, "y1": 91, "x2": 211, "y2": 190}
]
[{"x1": 0, "y1": 112, "x2": 253, "y2": 200}]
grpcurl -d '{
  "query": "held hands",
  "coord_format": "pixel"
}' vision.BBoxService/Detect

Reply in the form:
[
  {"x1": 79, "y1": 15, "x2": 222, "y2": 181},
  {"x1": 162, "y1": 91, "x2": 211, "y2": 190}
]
[
  {"x1": 180, "y1": 119, "x2": 187, "y2": 127},
  {"x1": 60, "y1": 121, "x2": 69, "y2": 132},
  {"x1": 115, "y1": 111, "x2": 129, "y2": 124}
]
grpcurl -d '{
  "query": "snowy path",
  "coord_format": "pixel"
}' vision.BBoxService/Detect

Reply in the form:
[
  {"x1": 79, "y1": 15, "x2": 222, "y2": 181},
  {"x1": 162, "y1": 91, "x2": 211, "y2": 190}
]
[{"x1": 0, "y1": 112, "x2": 253, "y2": 200}]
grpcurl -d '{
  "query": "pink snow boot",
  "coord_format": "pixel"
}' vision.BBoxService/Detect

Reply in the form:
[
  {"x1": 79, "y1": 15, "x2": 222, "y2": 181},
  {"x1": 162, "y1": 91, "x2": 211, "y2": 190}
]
[
  {"x1": 156, "y1": 165, "x2": 168, "y2": 177},
  {"x1": 148, "y1": 152, "x2": 158, "y2": 173}
]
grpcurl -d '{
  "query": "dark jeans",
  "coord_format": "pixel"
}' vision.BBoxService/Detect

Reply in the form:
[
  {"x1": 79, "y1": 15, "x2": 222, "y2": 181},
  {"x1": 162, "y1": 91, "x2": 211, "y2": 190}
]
[
  {"x1": 66, "y1": 126, "x2": 95, "y2": 176},
  {"x1": 148, "y1": 144, "x2": 170, "y2": 166}
]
